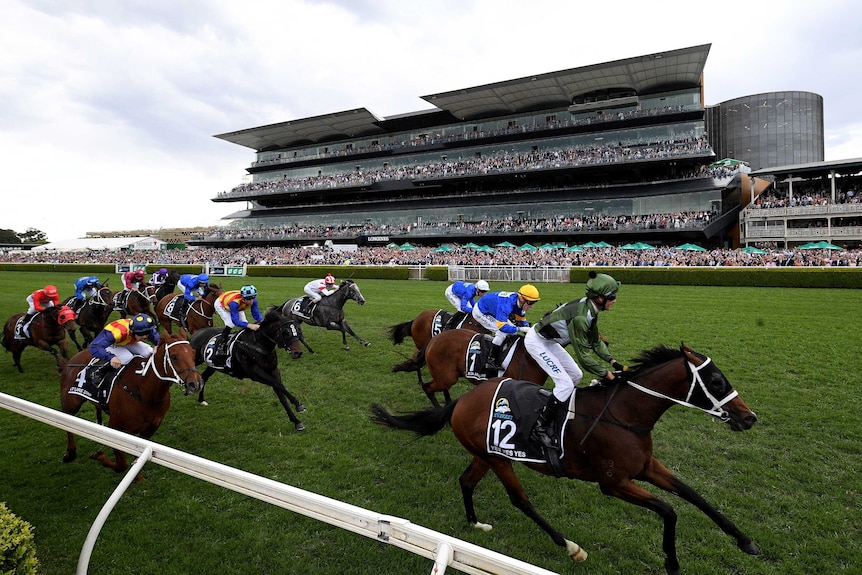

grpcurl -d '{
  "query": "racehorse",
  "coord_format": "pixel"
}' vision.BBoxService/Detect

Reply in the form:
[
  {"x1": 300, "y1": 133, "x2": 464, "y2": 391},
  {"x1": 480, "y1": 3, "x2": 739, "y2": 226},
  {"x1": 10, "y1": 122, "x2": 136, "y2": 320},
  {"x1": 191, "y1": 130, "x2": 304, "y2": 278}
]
[
  {"x1": 371, "y1": 344, "x2": 759, "y2": 575},
  {"x1": 279, "y1": 279, "x2": 369, "y2": 351},
  {"x1": 393, "y1": 329, "x2": 547, "y2": 406},
  {"x1": 155, "y1": 283, "x2": 223, "y2": 334},
  {"x1": 188, "y1": 308, "x2": 307, "y2": 431},
  {"x1": 144, "y1": 270, "x2": 181, "y2": 306},
  {"x1": 388, "y1": 309, "x2": 487, "y2": 384},
  {"x1": 63, "y1": 286, "x2": 114, "y2": 350},
  {"x1": 113, "y1": 288, "x2": 153, "y2": 319},
  {"x1": 59, "y1": 330, "x2": 203, "y2": 479},
  {"x1": 2, "y1": 305, "x2": 77, "y2": 373}
]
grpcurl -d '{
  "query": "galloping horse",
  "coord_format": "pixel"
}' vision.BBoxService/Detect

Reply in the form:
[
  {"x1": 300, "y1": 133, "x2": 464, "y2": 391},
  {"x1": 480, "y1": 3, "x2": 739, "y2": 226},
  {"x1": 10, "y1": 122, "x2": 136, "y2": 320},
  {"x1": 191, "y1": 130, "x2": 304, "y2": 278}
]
[
  {"x1": 113, "y1": 288, "x2": 153, "y2": 319},
  {"x1": 63, "y1": 286, "x2": 114, "y2": 350},
  {"x1": 188, "y1": 309, "x2": 307, "y2": 431},
  {"x1": 388, "y1": 309, "x2": 487, "y2": 384},
  {"x1": 393, "y1": 329, "x2": 547, "y2": 406},
  {"x1": 155, "y1": 283, "x2": 223, "y2": 334},
  {"x1": 144, "y1": 270, "x2": 181, "y2": 306},
  {"x1": 279, "y1": 279, "x2": 369, "y2": 351},
  {"x1": 372, "y1": 344, "x2": 759, "y2": 575},
  {"x1": 2, "y1": 305, "x2": 77, "y2": 373},
  {"x1": 59, "y1": 331, "x2": 203, "y2": 479}
]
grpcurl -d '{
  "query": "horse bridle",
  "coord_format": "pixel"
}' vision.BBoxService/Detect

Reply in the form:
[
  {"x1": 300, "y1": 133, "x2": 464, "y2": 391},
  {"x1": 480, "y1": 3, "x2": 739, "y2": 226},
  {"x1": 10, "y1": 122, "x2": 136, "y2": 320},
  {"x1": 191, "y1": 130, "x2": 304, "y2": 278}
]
[
  {"x1": 135, "y1": 340, "x2": 199, "y2": 387},
  {"x1": 625, "y1": 357, "x2": 738, "y2": 421}
]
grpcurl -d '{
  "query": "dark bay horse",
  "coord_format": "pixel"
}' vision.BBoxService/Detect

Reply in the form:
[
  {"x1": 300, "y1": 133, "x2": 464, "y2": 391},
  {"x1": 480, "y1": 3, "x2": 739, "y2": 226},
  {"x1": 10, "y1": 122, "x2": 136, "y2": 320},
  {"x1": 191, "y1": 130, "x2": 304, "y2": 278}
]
[
  {"x1": 2, "y1": 305, "x2": 77, "y2": 373},
  {"x1": 279, "y1": 279, "x2": 369, "y2": 351},
  {"x1": 372, "y1": 344, "x2": 759, "y2": 575},
  {"x1": 388, "y1": 309, "x2": 487, "y2": 384},
  {"x1": 188, "y1": 309, "x2": 307, "y2": 431},
  {"x1": 63, "y1": 286, "x2": 114, "y2": 350},
  {"x1": 155, "y1": 283, "x2": 223, "y2": 334},
  {"x1": 59, "y1": 331, "x2": 203, "y2": 479},
  {"x1": 393, "y1": 329, "x2": 547, "y2": 406},
  {"x1": 113, "y1": 288, "x2": 153, "y2": 319},
  {"x1": 144, "y1": 270, "x2": 181, "y2": 306}
]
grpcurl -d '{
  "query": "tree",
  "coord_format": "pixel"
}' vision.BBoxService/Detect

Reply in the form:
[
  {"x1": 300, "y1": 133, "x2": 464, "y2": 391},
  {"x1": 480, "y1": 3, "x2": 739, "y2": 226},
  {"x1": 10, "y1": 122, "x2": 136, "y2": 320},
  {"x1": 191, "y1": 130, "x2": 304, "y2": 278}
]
[
  {"x1": 17, "y1": 228, "x2": 48, "y2": 244},
  {"x1": 0, "y1": 229, "x2": 21, "y2": 244}
]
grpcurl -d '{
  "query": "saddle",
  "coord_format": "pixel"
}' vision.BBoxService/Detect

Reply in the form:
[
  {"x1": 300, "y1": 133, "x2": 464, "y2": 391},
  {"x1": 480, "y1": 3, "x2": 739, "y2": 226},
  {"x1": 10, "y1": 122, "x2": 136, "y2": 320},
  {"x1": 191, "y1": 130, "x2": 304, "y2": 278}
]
[
  {"x1": 464, "y1": 334, "x2": 519, "y2": 380},
  {"x1": 291, "y1": 297, "x2": 317, "y2": 320},
  {"x1": 69, "y1": 358, "x2": 122, "y2": 409},
  {"x1": 14, "y1": 316, "x2": 31, "y2": 340},
  {"x1": 163, "y1": 295, "x2": 190, "y2": 329},
  {"x1": 485, "y1": 380, "x2": 572, "y2": 474},
  {"x1": 112, "y1": 290, "x2": 129, "y2": 312}
]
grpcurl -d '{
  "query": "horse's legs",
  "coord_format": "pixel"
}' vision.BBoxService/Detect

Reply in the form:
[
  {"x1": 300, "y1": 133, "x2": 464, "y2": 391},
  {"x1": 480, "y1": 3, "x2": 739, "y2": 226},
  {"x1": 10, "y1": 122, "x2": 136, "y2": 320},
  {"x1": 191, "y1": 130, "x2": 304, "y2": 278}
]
[
  {"x1": 298, "y1": 335, "x2": 315, "y2": 354},
  {"x1": 459, "y1": 457, "x2": 492, "y2": 529},
  {"x1": 197, "y1": 368, "x2": 216, "y2": 405},
  {"x1": 341, "y1": 320, "x2": 370, "y2": 347},
  {"x1": 67, "y1": 329, "x2": 84, "y2": 352},
  {"x1": 271, "y1": 386, "x2": 305, "y2": 431},
  {"x1": 641, "y1": 456, "x2": 759, "y2": 559},
  {"x1": 488, "y1": 457, "x2": 587, "y2": 561}
]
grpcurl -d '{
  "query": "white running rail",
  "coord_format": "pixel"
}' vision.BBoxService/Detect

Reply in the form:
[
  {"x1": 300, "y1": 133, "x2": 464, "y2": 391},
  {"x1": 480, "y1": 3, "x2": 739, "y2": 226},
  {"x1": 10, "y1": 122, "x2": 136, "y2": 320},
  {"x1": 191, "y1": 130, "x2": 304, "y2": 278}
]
[{"x1": 0, "y1": 392, "x2": 559, "y2": 575}]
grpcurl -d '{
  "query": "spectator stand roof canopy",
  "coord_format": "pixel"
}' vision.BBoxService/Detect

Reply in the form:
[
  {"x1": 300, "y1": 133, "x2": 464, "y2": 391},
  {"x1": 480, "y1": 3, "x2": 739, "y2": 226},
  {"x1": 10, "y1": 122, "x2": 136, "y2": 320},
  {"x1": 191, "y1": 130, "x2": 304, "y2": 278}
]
[{"x1": 215, "y1": 44, "x2": 711, "y2": 152}]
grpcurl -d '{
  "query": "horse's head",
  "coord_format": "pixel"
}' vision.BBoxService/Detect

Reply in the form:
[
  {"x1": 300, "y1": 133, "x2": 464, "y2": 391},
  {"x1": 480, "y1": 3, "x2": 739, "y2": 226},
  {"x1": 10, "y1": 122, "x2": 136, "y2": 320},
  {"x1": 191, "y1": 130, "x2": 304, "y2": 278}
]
[
  {"x1": 277, "y1": 318, "x2": 305, "y2": 359},
  {"x1": 679, "y1": 344, "x2": 757, "y2": 431},
  {"x1": 158, "y1": 331, "x2": 204, "y2": 396},
  {"x1": 166, "y1": 271, "x2": 181, "y2": 285},
  {"x1": 342, "y1": 280, "x2": 366, "y2": 306}
]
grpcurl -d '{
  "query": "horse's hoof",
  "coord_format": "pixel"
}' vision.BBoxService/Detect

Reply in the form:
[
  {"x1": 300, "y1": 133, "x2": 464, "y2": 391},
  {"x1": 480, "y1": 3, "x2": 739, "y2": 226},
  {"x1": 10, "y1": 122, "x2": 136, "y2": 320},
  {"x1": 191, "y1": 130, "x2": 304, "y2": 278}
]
[
  {"x1": 363, "y1": 342, "x2": 371, "y2": 347},
  {"x1": 89, "y1": 450, "x2": 104, "y2": 461},
  {"x1": 294, "y1": 422, "x2": 306, "y2": 431},
  {"x1": 198, "y1": 400, "x2": 209, "y2": 407},
  {"x1": 566, "y1": 540, "x2": 587, "y2": 562},
  {"x1": 471, "y1": 521, "x2": 492, "y2": 532},
  {"x1": 740, "y1": 540, "x2": 760, "y2": 555},
  {"x1": 296, "y1": 404, "x2": 307, "y2": 413},
  {"x1": 62, "y1": 451, "x2": 77, "y2": 463},
  {"x1": 343, "y1": 346, "x2": 350, "y2": 351}
]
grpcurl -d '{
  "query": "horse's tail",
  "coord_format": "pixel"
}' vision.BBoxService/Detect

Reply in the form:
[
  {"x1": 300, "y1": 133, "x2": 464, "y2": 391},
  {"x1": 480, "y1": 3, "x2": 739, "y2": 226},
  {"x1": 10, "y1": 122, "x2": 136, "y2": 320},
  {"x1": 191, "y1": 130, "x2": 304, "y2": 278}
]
[
  {"x1": 392, "y1": 346, "x2": 425, "y2": 373},
  {"x1": 388, "y1": 320, "x2": 413, "y2": 345},
  {"x1": 369, "y1": 400, "x2": 457, "y2": 437}
]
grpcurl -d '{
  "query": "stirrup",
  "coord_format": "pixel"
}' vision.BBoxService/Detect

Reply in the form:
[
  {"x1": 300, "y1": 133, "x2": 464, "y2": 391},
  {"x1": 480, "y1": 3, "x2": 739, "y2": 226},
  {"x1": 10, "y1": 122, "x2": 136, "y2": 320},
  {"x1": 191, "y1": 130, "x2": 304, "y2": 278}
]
[{"x1": 532, "y1": 426, "x2": 558, "y2": 450}]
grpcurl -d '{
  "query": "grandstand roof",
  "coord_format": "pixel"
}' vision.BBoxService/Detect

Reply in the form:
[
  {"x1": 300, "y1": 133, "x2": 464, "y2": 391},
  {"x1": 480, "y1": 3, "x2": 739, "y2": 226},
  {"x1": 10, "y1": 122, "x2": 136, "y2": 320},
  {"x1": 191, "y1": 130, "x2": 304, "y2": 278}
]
[
  {"x1": 215, "y1": 44, "x2": 710, "y2": 152},
  {"x1": 749, "y1": 157, "x2": 862, "y2": 177},
  {"x1": 31, "y1": 236, "x2": 165, "y2": 252}
]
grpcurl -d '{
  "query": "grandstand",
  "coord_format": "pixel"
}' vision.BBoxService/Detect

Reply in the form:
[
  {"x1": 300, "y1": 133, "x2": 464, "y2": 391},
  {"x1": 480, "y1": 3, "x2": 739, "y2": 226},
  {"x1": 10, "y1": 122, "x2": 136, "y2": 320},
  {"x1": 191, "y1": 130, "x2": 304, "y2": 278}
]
[{"x1": 200, "y1": 44, "x2": 826, "y2": 250}]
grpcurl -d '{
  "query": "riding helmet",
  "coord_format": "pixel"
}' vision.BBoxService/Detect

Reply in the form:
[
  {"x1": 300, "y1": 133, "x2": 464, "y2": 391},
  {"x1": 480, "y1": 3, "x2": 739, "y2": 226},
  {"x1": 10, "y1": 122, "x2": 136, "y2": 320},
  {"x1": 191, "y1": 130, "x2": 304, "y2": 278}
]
[
  {"x1": 585, "y1": 271, "x2": 620, "y2": 299},
  {"x1": 197, "y1": 273, "x2": 209, "y2": 284},
  {"x1": 44, "y1": 285, "x2": 58, "y2": 298},
  {"x1": 240, "y1": 285, "x2": 257, "y2": 298},
  {"x1": 134, "y1": 270, "x2": 145, "y2": 279},
  {"x1": 518, "y1": 284, "x2": 540, "y2": 302},
  {"x1": 325, "y1": 274, "x2": 335, "y2": 285},
  {"x1": 158, "y1": 268, "x2": 168, "y2": 275},
  {"x1": 131, "y1": 314, "x2": 156, "y2": 335},
  {"x1": 475, "y1": 280, "x2": 490, "y2": 292}
]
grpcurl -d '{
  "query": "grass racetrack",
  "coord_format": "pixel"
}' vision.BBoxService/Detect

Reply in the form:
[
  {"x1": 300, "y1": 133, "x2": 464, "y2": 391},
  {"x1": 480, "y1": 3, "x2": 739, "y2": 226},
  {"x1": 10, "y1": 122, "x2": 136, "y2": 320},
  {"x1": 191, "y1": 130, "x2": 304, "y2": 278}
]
[{"x1": 1, "y1": 271, "x2": 860, "y2": 574}]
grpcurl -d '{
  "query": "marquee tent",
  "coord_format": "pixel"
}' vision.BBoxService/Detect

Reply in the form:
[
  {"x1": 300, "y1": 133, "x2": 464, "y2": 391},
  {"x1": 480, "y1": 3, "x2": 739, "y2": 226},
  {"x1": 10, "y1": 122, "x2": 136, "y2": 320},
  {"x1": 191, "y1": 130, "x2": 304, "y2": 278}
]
[{"x1": 31, "y1": 237, "x2": 166, "y2": 252}]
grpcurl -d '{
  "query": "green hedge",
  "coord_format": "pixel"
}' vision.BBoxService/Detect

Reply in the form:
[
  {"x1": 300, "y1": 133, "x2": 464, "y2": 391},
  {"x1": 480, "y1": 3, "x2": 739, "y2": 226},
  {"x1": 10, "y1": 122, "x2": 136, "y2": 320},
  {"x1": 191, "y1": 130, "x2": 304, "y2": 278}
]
[
  {"x1": 3, "y1": 263, "x2": 861, "y2": 288},
  {"x1": 0, "y1": 503, "x2": 39, "y2": 575}
]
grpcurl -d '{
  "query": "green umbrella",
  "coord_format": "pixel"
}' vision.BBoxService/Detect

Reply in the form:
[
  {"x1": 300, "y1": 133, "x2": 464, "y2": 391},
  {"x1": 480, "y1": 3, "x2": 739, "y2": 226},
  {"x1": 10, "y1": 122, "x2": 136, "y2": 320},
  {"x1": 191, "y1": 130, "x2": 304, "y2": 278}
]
[
  {"x1": 708, "y1": 157, "x2": 749, "y2": 169},
  {"x1": 385, "y1": 242, "x2": 399, "y2": 249},
  {"x1": 398, "y1": 243, "x2": 416, "y2": 251},
  {"x1": 635, "y1": 242, "x2": 656, "y2": 250},
  {"x1": 814, "y1": 241, "x2": 843, "y2": 250},
  {"x1": 433, "y1": 245, "x2": 453, "y2": 253},
  {"x1": 580, "y1": 241, "x2": 600, "y2": 248},
  {"x1": 740, "y1": 246, "x2": 767, "y2": 255},
  {"x1": 673, "y1": 243, "x2": 706, "y2": 252},
  {"x1": 463, "y1": 242, "x2": 481, "y2": 249},
  {"x1": 565, "y1": 245, "x2": 584, "y2": 252},
  {"x1": 619, "y1": 243, "x2": 639, "y2": 250},
  {"x1": 518, "y1": 243, "x2": 537, "y2": 251},
  {"x1": 796, "y1": 242, "x2": 819, "y2": 250},
  {"x1": 495, "y1": 241, "x2": 516, "y2": 248},
  {"x1": 594, "y1": 241, "x2": 612, "y2": 248},
  {"x1": 476, "y1": 245, "x2": 496, "y2": 253},
  {"x1": 538, "y1": 243, "x2": 557, "y2": 250}
]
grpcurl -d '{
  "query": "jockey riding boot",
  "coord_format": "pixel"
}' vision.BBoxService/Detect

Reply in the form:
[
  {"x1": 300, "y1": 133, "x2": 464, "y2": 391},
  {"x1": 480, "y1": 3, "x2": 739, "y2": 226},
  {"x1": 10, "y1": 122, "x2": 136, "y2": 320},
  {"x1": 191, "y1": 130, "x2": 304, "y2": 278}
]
[
  {"x1": 88, "y1": 361, "x2": 114, "y2": 388},
  {"x1": 215, "y1": 326, "x2": 231, "y2": 356},
  {"x1": 484, "y1": 343, "x2": 503, "y2": 372},
  {"x1": 21, "y1": 312, "x2": 34, "y2": 324},
  {"x1": 531, "y1": 394, "x2": 564, "y2": 450}
]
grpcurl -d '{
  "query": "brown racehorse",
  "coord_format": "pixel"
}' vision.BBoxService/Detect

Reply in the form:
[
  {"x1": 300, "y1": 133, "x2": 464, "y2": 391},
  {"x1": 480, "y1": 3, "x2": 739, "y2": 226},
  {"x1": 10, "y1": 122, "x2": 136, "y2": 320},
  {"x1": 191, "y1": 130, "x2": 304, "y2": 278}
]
[
  {"x1": 113, "y1": 288, "x2": 153, "y2": 319},
  {"x1": 63, "y1": 286, "x2": 114, "y2": 350},
  {"x1": 372, "y1": 344, "x2": 760, "y2": 575},
  {"x1": 155, "y1": 283, "x2": 223, "y2": 334},
  {"x1": 388, "y1": 309, "x2": 487, "y2": 384},
  {"x1": 392, "y1": 329, "x2": 547, "y2": 406},
  {"x1": 2, "y1": 305, "x2": 77, "y2": 373},
  {"x1": 59, "y1": 330, "x2": 203, "y2": 480}
]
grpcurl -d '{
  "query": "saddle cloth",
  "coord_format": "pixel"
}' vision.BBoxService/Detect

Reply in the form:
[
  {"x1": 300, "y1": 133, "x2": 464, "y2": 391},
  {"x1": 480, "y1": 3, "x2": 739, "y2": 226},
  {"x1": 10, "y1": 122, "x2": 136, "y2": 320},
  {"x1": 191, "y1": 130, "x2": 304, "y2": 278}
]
[
  {"x1": 484, "y1": 378, "x2": 574, "y2": 463},
  {"x1": 464, "y1": 334, "x2": 519, "y2": 380},
  {"x1": 289, "y1": 297, "x2": 316, "y2": 320},
  {"x1": 67, "y1": 362, "x2": 122, "y2": 410}
]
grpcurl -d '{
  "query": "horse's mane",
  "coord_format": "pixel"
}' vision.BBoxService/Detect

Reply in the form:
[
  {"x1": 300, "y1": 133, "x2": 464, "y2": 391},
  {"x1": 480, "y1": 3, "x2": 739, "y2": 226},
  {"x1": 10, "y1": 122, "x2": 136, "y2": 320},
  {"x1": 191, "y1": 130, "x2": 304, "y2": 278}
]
[
  {"x1": 262, "y1": 307, "x2": 280, "y2": 324},
  {"x1": 628, "y1": 344, "x2": 683, "y2": 372}
]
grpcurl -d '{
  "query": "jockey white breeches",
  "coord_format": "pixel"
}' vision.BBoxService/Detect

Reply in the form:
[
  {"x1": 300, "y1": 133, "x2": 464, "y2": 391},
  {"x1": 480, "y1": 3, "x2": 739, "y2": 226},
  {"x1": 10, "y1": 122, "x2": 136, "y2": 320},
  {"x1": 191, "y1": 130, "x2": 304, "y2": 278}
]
[
  {"x1": 215, "y1": 300, "x2": 247, "y2": 329},
  {"x1": 107, "y1": 342, "x2": 154, "y2": 365},
  {"x1": 524, "y1": 328, "x2": 583, "y2": 401},
  {"x1": 304, "y1": 288, "x2": 323, "y2": 302},
  {"x1": 471, "y1": 306, "x2": 507, "y2": 345}
]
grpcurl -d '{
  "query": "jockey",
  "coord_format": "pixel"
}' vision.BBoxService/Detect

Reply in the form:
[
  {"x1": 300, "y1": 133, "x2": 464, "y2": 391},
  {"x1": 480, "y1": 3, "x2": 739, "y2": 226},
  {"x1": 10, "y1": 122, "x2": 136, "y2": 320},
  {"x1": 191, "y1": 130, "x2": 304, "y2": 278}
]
[
  {"x1": 123, "y1": 269, "x2": 146, "y2": 291},
  {"x1": 213, "y1": 285, "x2": 262, "y2": 356},
  {"x1": 177, "y1": 273, "x2": 209, "y2": 317},
  {"x1": 444, "y1": 279, "x2": 490, "y2": 328},
  {"x1": 73, "y1": 276, "x2": 102, "y2": 309},
  {"x1": 303, "y1": 274, "x2": 338, "y2": 303},
  {"x1": 87, "y1": 313, "x2": 160, "y2": 382},
  {"x1": 525, "y1": 272, "x2": 624, "y2": 450},
  {"x1": 149, "y1": 267, "x2": 169, "y2": 286},
  {"x1": 471, "y1": 284, "x2": 540, "y2": 371},
  {"x1": 23, "y1": 285, "x2": 60, "y2": 324}
]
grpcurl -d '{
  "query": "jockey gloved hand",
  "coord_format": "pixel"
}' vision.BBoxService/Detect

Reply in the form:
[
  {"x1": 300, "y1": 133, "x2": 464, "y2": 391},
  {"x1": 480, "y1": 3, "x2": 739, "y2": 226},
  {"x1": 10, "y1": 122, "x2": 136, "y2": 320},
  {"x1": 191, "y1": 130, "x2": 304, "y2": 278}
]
[{"x1": 611, "y1": 360, "x2": 629, "y2": 372}]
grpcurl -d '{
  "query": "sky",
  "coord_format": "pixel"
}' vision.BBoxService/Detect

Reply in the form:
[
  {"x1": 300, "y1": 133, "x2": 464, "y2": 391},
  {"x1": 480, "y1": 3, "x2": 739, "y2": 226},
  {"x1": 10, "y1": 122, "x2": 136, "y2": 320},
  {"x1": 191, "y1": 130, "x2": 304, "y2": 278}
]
[{"x1": 2, "y1": 0, "x2": 860, "y2": 242}]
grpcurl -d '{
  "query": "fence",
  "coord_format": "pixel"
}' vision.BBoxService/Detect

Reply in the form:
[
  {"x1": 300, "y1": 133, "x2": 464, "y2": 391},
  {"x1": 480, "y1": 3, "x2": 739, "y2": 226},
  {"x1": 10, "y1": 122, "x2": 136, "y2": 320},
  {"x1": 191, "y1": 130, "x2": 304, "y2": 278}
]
[
  {"x1": 0, "y1": 392, "x2": 559, "y2": 575},
  {"x1": 449, "y1": 266, "x2": 571, "y2": 283}
]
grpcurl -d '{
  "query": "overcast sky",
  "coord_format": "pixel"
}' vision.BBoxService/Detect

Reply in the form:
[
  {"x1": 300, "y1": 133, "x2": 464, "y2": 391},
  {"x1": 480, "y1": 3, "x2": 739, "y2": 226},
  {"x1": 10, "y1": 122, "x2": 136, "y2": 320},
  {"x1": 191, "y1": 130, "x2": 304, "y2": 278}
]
[{"x1": 2, "y1": 0, "x2": 860, "y2": 242}]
